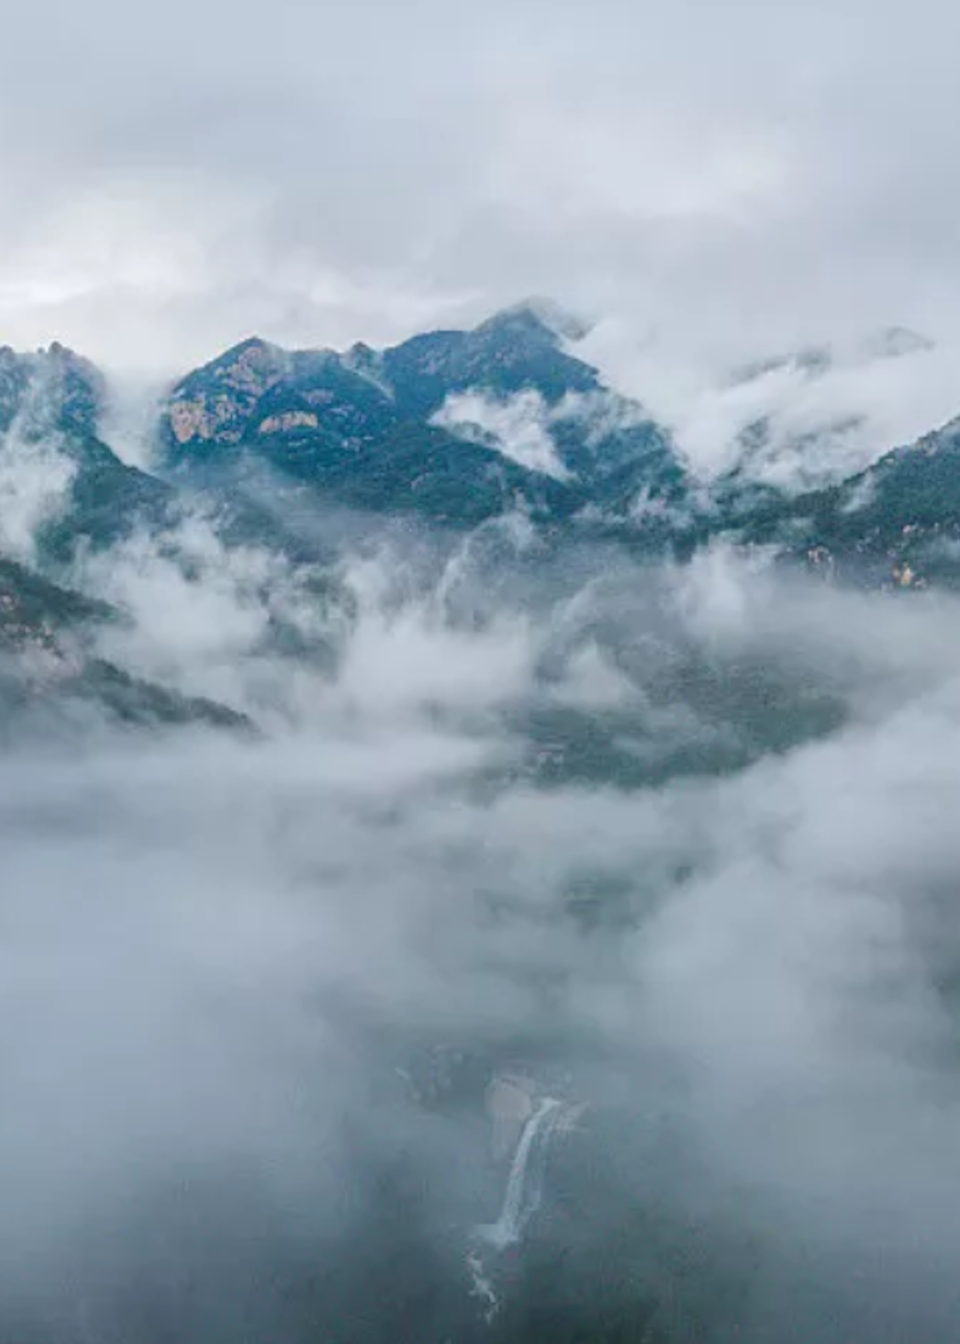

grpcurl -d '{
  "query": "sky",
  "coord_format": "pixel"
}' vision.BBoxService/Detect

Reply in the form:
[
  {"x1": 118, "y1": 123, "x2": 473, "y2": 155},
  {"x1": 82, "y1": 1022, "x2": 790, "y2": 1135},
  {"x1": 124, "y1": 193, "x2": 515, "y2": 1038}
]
[{"x1": 3, "y1": 0, "x2": 960, "y2": 379}]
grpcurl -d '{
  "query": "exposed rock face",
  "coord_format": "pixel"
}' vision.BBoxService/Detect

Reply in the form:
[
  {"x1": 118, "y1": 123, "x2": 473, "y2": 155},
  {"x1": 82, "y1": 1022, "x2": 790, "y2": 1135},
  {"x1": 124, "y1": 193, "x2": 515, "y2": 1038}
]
[
  {"x1": 156, "y1": 305, "x2": 680, "y2": 530},
  {"x1": 168, "y1": 397, "x2": 217, "y2": 444},
  {"x1": 214, "y1": 338, "x2": 287, "y2": 395},
  {"x1": 167, "y1": 337, "x2": 289, "y2": 446},
  {"x1": 15, "y1": 301, "x2": 960, "y2": 602},
  {"x1": 258, "y1": 409, "x2": 319, "y2": 435}
]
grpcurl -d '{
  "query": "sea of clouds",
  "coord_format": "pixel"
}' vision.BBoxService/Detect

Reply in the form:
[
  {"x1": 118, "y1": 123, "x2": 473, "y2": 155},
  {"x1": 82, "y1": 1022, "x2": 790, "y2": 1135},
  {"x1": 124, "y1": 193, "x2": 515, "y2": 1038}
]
[{"x1": 3, "y1": 397, "x2": 960, "y2": 1342}]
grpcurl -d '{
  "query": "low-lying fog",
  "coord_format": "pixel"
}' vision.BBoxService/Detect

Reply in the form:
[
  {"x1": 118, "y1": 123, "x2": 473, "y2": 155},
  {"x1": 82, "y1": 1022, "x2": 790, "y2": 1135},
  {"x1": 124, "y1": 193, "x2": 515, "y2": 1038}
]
[{"x1": 5, "y1": 509, "x2": 960, "y2": 1342}]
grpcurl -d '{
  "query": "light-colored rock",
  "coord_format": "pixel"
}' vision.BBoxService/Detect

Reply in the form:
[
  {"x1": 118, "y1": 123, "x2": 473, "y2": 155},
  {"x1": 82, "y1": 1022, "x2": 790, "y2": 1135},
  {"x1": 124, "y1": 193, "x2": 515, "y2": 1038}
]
[{"x1": 258, "y1": 410, "x2": 319, "y2": 435}]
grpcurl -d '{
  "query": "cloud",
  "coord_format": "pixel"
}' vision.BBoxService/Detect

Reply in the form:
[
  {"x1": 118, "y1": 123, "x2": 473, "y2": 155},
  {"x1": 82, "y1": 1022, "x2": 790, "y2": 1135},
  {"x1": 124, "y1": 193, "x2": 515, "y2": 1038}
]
[
  {"x1": 0, "y1": 426, "x2": 74, "y2": 563},
  {"x1": 582, "y1": 322, "x2": 960, "y2": 489},
  {"x1": 71, "y1": 510, "x2": 350, "y2": 720},
  {"x1": 9, "y1": 3, "x2": 960, "y2": 1331},
  {"x1": 9, "y1": 507, "x2": 960, "y2": 1336},
  {"x1": 1, "y1": 0, "x2": 960, "y2": 394},
  {"x1": 432, "y1": 390, "x2": 572, "y2": 479},
  {"x1": 0, "y1": 362, "x2": 80, "y2": 562}
]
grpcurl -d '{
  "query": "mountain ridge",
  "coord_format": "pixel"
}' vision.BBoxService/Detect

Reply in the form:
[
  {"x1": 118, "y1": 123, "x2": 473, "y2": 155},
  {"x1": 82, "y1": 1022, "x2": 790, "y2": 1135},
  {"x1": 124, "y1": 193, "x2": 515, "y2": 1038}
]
[{"x1": 4, "y1": 302, "x2": 960, "y2": 599}]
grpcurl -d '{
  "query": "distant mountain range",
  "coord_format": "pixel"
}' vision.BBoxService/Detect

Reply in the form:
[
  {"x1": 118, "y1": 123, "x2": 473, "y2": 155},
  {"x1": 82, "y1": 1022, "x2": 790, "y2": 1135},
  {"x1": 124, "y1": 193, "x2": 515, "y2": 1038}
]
[
  {"x1": 154, "y1": 303, "x2": 960, "y2": 587},
  {"x1": 2, "y1": 300, "x2": 960, "y2": 727},
  {"x1": 160, "y1": 303, "x2": 680, "y2": 531}
]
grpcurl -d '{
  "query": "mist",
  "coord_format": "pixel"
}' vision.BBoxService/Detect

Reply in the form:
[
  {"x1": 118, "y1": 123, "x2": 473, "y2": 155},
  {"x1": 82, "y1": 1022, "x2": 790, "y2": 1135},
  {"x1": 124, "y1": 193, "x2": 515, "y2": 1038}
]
[
  {"x1": 2, "y1": 478, "x2": 960, "y2": 1341},
  {"x1": 4, "y1": 0, "x2": 960, "y2": 1328}
]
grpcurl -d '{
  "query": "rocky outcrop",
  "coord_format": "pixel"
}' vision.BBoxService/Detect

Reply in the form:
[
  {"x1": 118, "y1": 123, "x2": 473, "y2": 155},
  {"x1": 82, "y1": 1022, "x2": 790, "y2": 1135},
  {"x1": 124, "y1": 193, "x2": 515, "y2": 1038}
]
[
  {"x1": 257, "y1": 409, "x2": 319, "y2": 435},
  {"x1": 167, "y1": 337, "x2": 289, "y2": 446},
  {"x1": 156, "y1": 305, "x2": 681, "y2": 530}
]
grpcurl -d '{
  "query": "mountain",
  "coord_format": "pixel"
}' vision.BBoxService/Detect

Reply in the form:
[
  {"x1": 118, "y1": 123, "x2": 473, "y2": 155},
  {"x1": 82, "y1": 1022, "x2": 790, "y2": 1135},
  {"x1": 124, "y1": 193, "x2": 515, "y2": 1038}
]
[
  {"x1": 0, "y1": 343, "x2": 174, "y2": 566},
  {"x1": 0, "y1": 341, "x2": 105, "y2": 437},
  {"x1": 730, "y1": 412, "x2": 960, "y2": 588},
  {"x1": 0, "y1": 342, "x2": 352, "y2": 730},
  {"x1": 0, "y1": 551, "x2": 112, "y2": 651},
  {"x1": 377, "y1": 305, "x2": 602, "y2": 419},
  {"x1": 686, "y1": 325, "x2": 942, "y2": 509},
  {"x1": 160, "y1": 305, "x2": 685, "y2": 530},
  {"x1": 8, "y1": 304, "x2": 960, "y2": 607},
  {"x1": 0, "y1": 553, "x2": 248, "y2": 732},
  {"x1": 0, "y1": 340, "x2": 343, "y2": 578}
]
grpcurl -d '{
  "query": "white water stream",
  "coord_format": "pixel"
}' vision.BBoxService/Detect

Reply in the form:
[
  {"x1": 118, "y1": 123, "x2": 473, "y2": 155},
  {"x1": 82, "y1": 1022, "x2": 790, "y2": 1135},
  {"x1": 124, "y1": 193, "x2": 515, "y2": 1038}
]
[{"x1": 475, "y1": 1098, "x2": 565, "y2": 1251}]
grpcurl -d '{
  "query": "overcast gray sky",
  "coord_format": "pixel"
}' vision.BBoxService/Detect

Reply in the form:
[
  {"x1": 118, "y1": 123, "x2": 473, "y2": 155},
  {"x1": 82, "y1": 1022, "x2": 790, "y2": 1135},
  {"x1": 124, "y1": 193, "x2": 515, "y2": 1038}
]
[{"x1": 2, "y1": 0, "x2": 960, "y2": 375}]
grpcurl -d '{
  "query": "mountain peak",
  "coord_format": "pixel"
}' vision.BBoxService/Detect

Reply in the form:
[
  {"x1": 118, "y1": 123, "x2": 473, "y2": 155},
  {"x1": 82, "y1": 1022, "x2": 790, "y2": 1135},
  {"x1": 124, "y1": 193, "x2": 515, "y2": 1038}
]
[
  {"x1": 45, "y1": 340, "x2": 85, "y2": 361},
  {"x1": 478, "y1": 298, "x2": 592, "y2": 345},
  {"x1": 210, "y1": 334, "x2": 287, "y2": 368},
  {"x1": 0, "y1": 340, "x2": 106, "y2": 437},
  {"x1": 182, "y1": 335, "x2": 291, "y2": 396},
  {"x1": 225, "y1": 334, "x2": 278, "y2": 354}
]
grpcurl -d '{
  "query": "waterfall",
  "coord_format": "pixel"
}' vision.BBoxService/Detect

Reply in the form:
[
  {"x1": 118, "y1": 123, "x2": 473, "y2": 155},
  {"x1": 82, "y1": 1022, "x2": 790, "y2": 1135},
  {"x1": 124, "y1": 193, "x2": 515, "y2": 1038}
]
[{"x1": 475, "y1": 1098, "x2": 565, "y2": 1251}]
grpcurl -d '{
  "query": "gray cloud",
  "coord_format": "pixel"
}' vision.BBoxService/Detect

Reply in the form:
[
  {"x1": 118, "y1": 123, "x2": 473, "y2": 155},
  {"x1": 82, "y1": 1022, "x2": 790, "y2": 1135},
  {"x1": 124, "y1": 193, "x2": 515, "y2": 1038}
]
[
  {"x1": 2, "y1": 0, "x2": 960, "y2": 390},
  {"x1": 11, "y1": 20, "x2": 960, "y2": 1331},
  {"x1": 9, "y1": 522, "x2": 960, "y2": 1337}
]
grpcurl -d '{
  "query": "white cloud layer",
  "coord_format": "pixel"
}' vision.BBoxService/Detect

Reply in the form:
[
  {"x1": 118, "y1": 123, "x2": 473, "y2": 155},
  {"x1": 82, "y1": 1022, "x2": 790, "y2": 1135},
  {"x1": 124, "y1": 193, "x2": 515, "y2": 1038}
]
[
  {"x1": 0, "y1": 0, "x2": 960, "y2": 392},
  {"x1": 432, "y1": 391, "x2": 571, "y2": 479},
  {"x1": 9, "y1": 520, "x2": 960, "y2": 1336}
]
